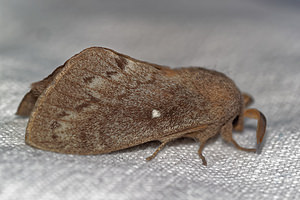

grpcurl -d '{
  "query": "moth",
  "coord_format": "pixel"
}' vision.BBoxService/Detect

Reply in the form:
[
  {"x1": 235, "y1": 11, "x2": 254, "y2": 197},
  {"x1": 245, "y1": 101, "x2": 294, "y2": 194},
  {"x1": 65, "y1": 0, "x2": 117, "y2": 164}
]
[{"x1": 17, "y1": 47, "x2": 266, "y2": 165}]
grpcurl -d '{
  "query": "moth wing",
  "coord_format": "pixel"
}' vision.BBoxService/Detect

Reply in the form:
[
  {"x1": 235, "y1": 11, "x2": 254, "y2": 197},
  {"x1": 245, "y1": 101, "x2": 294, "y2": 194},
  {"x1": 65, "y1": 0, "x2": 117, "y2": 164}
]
[
  {"x1": 17, "y1": 65, "x2": 65, "y2": 116},
  {"x1": 26, "y1": 47, "x2": 211, "y2": 154}
]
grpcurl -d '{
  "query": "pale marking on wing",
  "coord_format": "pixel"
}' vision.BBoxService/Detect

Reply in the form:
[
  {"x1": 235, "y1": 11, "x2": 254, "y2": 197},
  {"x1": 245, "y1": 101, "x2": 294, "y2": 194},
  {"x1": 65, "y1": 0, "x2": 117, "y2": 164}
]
[
  {"x1": 86, "y1": 50, "x2": 128, "y2": 78},
  {"x1": 82, "y1": 67, "x2": 120, "y2": 85},
  {"x1": 41, "y1": 101, "x2": 110, "y2": 122},
  {"x1": 101, "y1": 55, "x2": 156, "y2": 84},
  {"x1": 113, "y1": 57, "x2": 155, "y2": 84},
  {"x1": 124, "y1": 59, "x2": 155, "y2": 82},
  {"x1": 36, "y1": 121, "x2": 71, "y2": 136},
  {"x1": 57, "y1": 76, "x2": 113, "y2": 102},
  {"x1": 36, "y1": 106, "x2": 103, "y2": 123},
  {"x1": 54, "y1": 82, "x2": 118, "y2": 107},
  {"x1": 100, "y1": 54, "x2": 130, "y2": 77},
  {"x1": 81, "y1": 52, "x2": 160, "y2": 90},
  {"x1": 152, "y1": 109, "x2": 161, "y2": 118},
  {"x1": 39, "y1": 100, "x2": 109, "y2": 122},
  {"x1": 53, "y1": 85, "x2": 115, "y2": 110},
  {"x1": 53, "y1": 85, "x2": 93, "y2": 102},
  {"x1": 50, "y1": 121, "x2": 70, "y2": 131},
  {"x1": 46, "y1": 73, "x2": 162, "y2": 124},
  {"x1": 77, "y1": 48, "x2": 160, "y2": 88},
  {"x1": 80, "y1": 66, "x2": 138, "y2": 91},
  {"x1": 65, "y1": 67, "x2": 160, "y2": 111},
  {"x1": 85, "y1": 75, "x2": 107, "y2": 89},
  {"x1": 37, "y1": 122, "x2": 106, "y2": 137},
  {"x1": 43, "y1": 101, "x2": 77, "y2": 112}
]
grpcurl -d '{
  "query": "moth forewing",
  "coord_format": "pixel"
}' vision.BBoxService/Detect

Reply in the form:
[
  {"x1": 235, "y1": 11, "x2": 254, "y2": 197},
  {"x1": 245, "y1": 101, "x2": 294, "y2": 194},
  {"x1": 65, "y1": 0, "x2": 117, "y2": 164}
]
[{"x1": 25, "y1": 47, "x2": 211, "y2": 154}]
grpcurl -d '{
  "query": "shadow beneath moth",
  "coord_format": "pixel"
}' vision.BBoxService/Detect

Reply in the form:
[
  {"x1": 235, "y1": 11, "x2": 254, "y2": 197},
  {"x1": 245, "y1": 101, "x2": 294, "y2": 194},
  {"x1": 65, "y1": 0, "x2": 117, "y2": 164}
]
[{"x1": 17, "y1": 47, "x2": 267, "y2": 166}]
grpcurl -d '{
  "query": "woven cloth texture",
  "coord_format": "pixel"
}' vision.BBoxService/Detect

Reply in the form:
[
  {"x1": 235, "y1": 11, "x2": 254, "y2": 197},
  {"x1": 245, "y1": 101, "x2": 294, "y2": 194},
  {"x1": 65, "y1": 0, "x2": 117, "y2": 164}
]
[{"x1": 0, "y1": 1, "x2": 299, "y2": 200}]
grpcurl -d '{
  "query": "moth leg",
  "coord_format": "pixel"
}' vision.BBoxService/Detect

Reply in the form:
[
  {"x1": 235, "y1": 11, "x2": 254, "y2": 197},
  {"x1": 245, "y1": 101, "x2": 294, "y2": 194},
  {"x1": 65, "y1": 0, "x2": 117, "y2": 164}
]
[
  {"x1": 244, "y1": 108, "x2": 267, "y2": 144},
  {"x1": 233, "y1": 112, "x2": 244, "y2": 132},
  {"x1": 243, "y1": 93, "x2": 254, "y2": 108},
  {"x1": 146, "y1": 140, "x2": 170, "y2": 161},
  {"x1": 221, "y1": 122, "x2": 256, "y2": 152},
  {"x1": 197, "y1": 140, "x2": 208, "y2": 166},
  {"x1": 146, "y1": 125, "x2": 209, "y2": 161},
  {"x1": 233, "y1": 93, "x2": 254, "y2": 132},
  {"x1": 186, "y1": 128, "x2": 219, "y2": 166}
]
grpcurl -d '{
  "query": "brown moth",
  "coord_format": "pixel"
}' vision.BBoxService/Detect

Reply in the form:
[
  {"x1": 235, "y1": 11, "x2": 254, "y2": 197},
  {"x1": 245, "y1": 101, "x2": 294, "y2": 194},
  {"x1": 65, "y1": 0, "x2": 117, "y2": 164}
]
[{"x1": 17, "y1": 47, "x2": 266, "y2": 165}]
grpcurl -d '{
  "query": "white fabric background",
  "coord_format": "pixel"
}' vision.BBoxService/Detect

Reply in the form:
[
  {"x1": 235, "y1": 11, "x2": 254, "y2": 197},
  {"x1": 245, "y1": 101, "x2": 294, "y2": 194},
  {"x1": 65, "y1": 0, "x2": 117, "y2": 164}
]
[{"x1": 0, "y1": 0, "x2": 299, "y2": 199}]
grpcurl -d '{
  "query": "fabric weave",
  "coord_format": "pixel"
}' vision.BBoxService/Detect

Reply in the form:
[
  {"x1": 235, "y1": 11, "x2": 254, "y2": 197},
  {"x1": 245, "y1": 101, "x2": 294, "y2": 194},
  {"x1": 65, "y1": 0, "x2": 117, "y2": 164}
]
[{"x1": 1, "y1": 0, "x2": 300, "y2": 199}]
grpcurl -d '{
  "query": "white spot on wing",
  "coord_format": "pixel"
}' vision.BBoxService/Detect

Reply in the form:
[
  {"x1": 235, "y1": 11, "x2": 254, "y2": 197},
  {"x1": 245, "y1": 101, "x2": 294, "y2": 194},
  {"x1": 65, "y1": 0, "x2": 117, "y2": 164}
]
[{"x1": 152, "y1": 109, "x2": 161, "y2": 119}]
